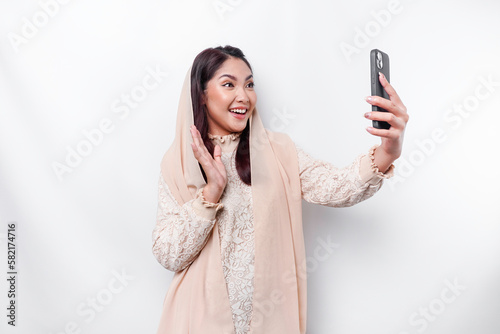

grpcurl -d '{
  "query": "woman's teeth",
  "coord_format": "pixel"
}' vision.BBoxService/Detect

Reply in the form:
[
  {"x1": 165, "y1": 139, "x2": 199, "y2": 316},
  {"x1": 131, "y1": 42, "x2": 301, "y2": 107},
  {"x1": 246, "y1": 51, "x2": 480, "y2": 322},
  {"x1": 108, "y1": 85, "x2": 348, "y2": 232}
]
[{"x1": 229, "y1": 108, "x2": 246, "y2": 114}]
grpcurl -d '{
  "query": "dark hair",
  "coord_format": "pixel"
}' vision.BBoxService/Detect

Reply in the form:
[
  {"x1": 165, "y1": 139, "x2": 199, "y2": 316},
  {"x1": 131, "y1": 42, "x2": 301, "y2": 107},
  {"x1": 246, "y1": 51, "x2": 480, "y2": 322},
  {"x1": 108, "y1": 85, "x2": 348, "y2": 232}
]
[{"x1": 191, "y1": 45, "x2": 252, "y2": 185}]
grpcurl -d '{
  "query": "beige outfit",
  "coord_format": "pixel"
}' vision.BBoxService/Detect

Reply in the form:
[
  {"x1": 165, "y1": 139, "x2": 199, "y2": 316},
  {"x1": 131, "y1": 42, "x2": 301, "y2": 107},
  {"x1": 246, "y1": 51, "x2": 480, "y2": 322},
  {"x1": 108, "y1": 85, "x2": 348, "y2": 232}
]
[{"x1": 153, "y1": 130, "x2": 393, "y2": 333}]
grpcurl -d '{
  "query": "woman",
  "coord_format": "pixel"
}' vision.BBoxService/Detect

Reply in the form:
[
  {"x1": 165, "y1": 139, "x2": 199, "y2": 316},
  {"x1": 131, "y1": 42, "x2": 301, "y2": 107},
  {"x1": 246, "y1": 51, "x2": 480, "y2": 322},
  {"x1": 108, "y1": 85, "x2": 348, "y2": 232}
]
[{"x1": 152, "y1": 45, "x2": 408, "y2": 334}]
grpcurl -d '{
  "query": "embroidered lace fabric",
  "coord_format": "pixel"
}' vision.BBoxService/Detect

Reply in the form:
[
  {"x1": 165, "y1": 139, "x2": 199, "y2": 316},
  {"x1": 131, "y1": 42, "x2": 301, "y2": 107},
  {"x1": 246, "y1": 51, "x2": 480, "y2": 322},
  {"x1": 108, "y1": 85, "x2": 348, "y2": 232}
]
[
  {"x1": 152, "y1": 134, "x2": 391, "y2": 334},
  {"x1": 218, "y1": 149, "x2": 254, "y2": 333}
]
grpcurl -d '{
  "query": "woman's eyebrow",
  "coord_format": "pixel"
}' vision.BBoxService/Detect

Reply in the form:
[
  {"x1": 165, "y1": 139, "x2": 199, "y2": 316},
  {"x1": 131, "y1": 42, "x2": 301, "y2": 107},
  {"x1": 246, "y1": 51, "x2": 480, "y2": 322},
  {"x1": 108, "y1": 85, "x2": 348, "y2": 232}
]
[{"x1": 218, "y1": 74, "x2": 253, "y2": 81}]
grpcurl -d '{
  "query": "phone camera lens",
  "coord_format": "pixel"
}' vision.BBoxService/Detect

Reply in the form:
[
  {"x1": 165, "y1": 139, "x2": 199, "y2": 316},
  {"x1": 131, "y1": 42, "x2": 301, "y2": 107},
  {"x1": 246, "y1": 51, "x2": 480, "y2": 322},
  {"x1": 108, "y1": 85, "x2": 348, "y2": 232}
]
[{"x1": 376, "y1": 51, "x2": 383, "y2": 69}]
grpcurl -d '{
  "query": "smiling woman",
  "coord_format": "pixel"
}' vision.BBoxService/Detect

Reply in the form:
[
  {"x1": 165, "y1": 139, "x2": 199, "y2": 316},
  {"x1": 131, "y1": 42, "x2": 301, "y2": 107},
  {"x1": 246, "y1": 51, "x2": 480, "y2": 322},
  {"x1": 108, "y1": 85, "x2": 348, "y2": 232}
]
[
  {"x1": 203, "y1": 59, "x2": 256, "y2": 133},
  {"x1": 190, "y1": 47, "x2": 254, "y2": 190},
  {"x1": 152, "y1": 45, "x2": 408, "y2": 334}
]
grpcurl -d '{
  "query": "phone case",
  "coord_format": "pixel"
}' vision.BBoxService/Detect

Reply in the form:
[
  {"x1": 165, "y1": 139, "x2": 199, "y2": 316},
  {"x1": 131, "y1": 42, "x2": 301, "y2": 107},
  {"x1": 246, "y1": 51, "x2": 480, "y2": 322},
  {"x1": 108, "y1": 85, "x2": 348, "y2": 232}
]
[{"x1": 370, "y1": 49, "x2": 391, "y2": 129}]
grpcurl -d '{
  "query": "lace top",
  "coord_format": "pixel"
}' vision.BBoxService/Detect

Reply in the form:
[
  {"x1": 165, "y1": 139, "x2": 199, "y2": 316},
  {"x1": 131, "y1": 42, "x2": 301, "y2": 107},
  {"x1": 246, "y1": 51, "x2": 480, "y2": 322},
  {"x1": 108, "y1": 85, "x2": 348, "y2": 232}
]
[{"x1": 152, "y1": 132, "x2": 394, "y2": 334}]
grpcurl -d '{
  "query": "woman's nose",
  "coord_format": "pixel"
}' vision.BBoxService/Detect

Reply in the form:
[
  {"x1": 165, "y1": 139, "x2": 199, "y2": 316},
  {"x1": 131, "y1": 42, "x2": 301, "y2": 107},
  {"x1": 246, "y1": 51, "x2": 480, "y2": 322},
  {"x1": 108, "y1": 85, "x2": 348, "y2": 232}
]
[{"x1": 235, "y1": 86, "x2": 249, "y2": 103}]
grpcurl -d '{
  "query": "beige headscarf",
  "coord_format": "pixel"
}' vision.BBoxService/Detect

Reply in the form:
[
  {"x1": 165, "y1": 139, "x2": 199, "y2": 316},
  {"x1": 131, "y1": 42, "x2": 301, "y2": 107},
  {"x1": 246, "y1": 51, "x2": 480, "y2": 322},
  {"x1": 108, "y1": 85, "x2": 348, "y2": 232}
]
[{"x1": 157, "y1": 66, "x2": 307, "y2": 333}]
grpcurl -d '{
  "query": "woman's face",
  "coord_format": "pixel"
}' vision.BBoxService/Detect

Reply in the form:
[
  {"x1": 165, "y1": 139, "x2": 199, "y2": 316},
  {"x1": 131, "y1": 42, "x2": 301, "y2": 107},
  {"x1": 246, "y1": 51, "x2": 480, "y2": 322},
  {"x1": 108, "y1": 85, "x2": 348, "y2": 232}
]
[{"x1": 203, "y1": 57, "x2": 256, "y2": 136}]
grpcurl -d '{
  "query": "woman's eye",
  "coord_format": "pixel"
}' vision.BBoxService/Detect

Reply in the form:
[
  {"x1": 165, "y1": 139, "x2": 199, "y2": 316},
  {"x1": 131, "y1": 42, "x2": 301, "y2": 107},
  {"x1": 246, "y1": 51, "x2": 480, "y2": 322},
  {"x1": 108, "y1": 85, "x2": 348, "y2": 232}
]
[
  {"x1": 247, "y1": 82, "x2": 255, "y2": 88},
  {"x1": 222, "y1": 82, "x2": 233, "y2": 87}
]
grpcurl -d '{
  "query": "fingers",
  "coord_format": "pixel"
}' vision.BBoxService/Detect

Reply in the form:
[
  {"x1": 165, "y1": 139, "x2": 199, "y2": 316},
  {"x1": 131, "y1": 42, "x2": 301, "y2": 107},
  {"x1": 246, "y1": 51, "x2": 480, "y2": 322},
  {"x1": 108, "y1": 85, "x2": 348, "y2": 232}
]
[
  {"x1": 365, "y1": 126, "x2": 388, "y2": 138},
  {"x1": 213, "y1": 143, "x2": 222, "y2": 161},
  {"x1": 378, "y1": 72, "x2": 403, "y2": 106},
  {"x1": 365, "y1": 126, "x2": 398, "y2": 139},
  {"x1": 190, "y1": 125, "x2": 204, "y2": 150},
  {"x1": 365, "y1": 95, "x2": 407, "y2": 121},
  {"x1": 364, "y1": 110, "x2": 406, "y2": 138},
  {"x1": 190, "y1": 125, "x2": 212, "y2": 165},
  {"x1": 190, "y1": 125, "x2": 227, "y2": 190},
  {"x1": 366, "y1": 73, "x2": 409, "y2": 122},
  {"x1": 364, "y1": 111, "x2": 405, "y2": 130},
  {"x1": 364, "y1": 74, "x2": 408, "y2": 158}
]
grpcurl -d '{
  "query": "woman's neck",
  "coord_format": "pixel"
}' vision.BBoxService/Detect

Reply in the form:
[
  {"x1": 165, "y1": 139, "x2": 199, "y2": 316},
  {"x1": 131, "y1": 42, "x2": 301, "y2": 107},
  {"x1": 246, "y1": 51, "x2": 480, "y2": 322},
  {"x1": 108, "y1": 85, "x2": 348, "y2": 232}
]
[{"x1": 207, "y1": 132, "x2": 241, "y2": 153}]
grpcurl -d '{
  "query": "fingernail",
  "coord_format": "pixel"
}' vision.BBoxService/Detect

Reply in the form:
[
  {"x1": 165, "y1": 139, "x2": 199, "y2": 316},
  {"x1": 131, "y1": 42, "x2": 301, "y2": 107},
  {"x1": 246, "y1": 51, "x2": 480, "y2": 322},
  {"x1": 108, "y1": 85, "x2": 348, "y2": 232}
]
[
  {"x1": 365, "y1": 96, "x2": 373, "y2": 102},
  {"x1": 364, "y1": 112, "x2": 371, "y2": 118},
  {"x1": 379, "y1": 72, "x2": 384, "y2": 78}
]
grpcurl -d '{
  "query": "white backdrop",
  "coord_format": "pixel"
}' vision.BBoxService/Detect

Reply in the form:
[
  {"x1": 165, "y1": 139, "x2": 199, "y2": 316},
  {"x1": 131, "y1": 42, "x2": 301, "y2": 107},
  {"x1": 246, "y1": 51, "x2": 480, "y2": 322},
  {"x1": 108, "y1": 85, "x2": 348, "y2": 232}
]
[{"x1": 1, "y1": 0, "x2": 499, "y2": 333}]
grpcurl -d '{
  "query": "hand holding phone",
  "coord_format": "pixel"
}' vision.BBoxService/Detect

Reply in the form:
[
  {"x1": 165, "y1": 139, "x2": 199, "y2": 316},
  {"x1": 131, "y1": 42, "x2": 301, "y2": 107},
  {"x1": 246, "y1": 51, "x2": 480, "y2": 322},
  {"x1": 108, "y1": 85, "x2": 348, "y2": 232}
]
[{"x1": 370, "y1": 49, "x2": 391, "y2": 129}]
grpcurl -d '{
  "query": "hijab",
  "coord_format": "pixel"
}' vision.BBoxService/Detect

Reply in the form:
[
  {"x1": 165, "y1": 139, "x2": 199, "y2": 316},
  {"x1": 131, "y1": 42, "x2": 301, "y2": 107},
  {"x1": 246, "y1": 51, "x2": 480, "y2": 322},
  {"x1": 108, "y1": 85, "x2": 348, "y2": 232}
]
[{"x1": 156, "y1": 65, "x2": 307, "y2": 333}]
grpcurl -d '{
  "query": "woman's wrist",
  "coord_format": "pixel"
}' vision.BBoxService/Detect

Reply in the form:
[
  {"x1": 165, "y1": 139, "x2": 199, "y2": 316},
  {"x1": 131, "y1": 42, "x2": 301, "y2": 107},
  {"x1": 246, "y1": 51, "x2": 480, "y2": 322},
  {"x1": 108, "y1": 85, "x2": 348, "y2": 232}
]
[
  {"x1": 196, "y1": 186, "x2": 224, "y2": 211},
  {"x1": 201, "y1": 185, "x2": 223, "y2": 205},
  {"x1": 371, "y1": 145, "x2": 397, "y2": 174}
]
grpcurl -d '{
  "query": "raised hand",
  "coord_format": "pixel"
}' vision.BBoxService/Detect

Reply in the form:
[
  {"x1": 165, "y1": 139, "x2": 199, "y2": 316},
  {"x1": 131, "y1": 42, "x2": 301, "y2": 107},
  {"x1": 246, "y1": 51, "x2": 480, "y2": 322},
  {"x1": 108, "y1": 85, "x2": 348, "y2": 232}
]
[
  {"x1": 190, "y1": 125, "x2": 227, "y2": 203},
  {"x1": 364, "y1": 72, "x2": 409, "y2": 172}
]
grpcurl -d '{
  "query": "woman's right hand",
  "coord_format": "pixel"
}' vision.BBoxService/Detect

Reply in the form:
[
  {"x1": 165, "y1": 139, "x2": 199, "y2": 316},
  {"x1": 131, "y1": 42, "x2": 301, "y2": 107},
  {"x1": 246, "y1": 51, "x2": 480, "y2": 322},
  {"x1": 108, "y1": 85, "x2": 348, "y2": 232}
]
[{"x1": 190, "y1": 125, "x2": 227, "y2": 203}]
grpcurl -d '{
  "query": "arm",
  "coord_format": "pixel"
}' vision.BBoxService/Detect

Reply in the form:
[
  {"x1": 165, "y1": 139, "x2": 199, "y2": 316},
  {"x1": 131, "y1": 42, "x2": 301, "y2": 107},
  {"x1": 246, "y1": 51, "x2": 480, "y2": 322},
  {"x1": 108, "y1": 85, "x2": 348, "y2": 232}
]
[
  {"x1": 152, "y1": 173, "x2": 221, "y2": 272},
  {"x1": 296, "y1": 143, "x2": 394, "y2": 208}
]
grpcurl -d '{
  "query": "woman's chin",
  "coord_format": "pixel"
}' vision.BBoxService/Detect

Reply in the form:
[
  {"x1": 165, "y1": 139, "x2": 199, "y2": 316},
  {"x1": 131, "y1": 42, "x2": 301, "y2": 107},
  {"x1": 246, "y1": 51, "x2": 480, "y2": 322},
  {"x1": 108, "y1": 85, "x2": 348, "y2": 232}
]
[
  {"x1": 229, "y1": 126, "x2": 246, "y2": 133},
  {"x1": 227, "y1": 118, "x2": 249, "y2": 132}
]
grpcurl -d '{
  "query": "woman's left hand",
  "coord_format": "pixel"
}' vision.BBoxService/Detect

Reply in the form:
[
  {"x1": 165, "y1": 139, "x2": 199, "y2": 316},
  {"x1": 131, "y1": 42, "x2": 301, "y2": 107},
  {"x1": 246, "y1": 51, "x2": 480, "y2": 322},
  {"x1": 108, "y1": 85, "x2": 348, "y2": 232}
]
[{"x1": 364, "y1": 72, "x2": 409, "y2": 171}]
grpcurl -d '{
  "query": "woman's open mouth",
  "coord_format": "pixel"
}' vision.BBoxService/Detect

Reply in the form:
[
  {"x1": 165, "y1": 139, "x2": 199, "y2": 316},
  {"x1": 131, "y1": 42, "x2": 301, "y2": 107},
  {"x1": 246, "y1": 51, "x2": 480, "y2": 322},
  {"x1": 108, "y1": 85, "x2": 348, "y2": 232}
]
[{"x1": 229, "y1": 108, "x2": 247, "y2": 119}]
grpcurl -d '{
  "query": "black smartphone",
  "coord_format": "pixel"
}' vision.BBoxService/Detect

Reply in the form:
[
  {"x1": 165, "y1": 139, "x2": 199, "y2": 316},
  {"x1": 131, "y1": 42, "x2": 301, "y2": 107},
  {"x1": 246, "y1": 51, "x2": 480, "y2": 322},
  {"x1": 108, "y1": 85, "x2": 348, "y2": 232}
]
[{"x1": 370, "y1": 49, "x2": 391, "y2": 129}]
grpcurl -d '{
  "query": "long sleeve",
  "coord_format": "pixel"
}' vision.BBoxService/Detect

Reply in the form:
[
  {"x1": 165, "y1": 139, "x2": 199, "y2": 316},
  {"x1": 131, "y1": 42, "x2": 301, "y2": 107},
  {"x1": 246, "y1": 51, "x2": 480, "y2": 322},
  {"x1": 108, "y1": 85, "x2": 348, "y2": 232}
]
[
  {"x1": 152, "y1": 173, "x2": 220, "y2": 272},
  {"x1": 295, "y1": 143, "x2": 394, "y2": 208}
]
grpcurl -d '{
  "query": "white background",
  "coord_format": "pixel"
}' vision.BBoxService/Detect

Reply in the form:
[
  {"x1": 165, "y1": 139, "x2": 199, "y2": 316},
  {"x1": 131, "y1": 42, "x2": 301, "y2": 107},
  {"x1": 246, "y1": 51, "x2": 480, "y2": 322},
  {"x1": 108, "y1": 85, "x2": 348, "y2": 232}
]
[{"x1": 1, "y1": 0, "x2": 499, "y2": 333}]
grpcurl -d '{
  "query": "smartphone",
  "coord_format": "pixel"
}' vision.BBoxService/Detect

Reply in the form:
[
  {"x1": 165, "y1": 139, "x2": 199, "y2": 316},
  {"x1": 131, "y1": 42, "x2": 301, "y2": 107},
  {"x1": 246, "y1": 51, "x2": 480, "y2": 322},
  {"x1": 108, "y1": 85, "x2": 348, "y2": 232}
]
[{"x1": 370, "y1": 49, "x2": 391, "y2": 129}]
